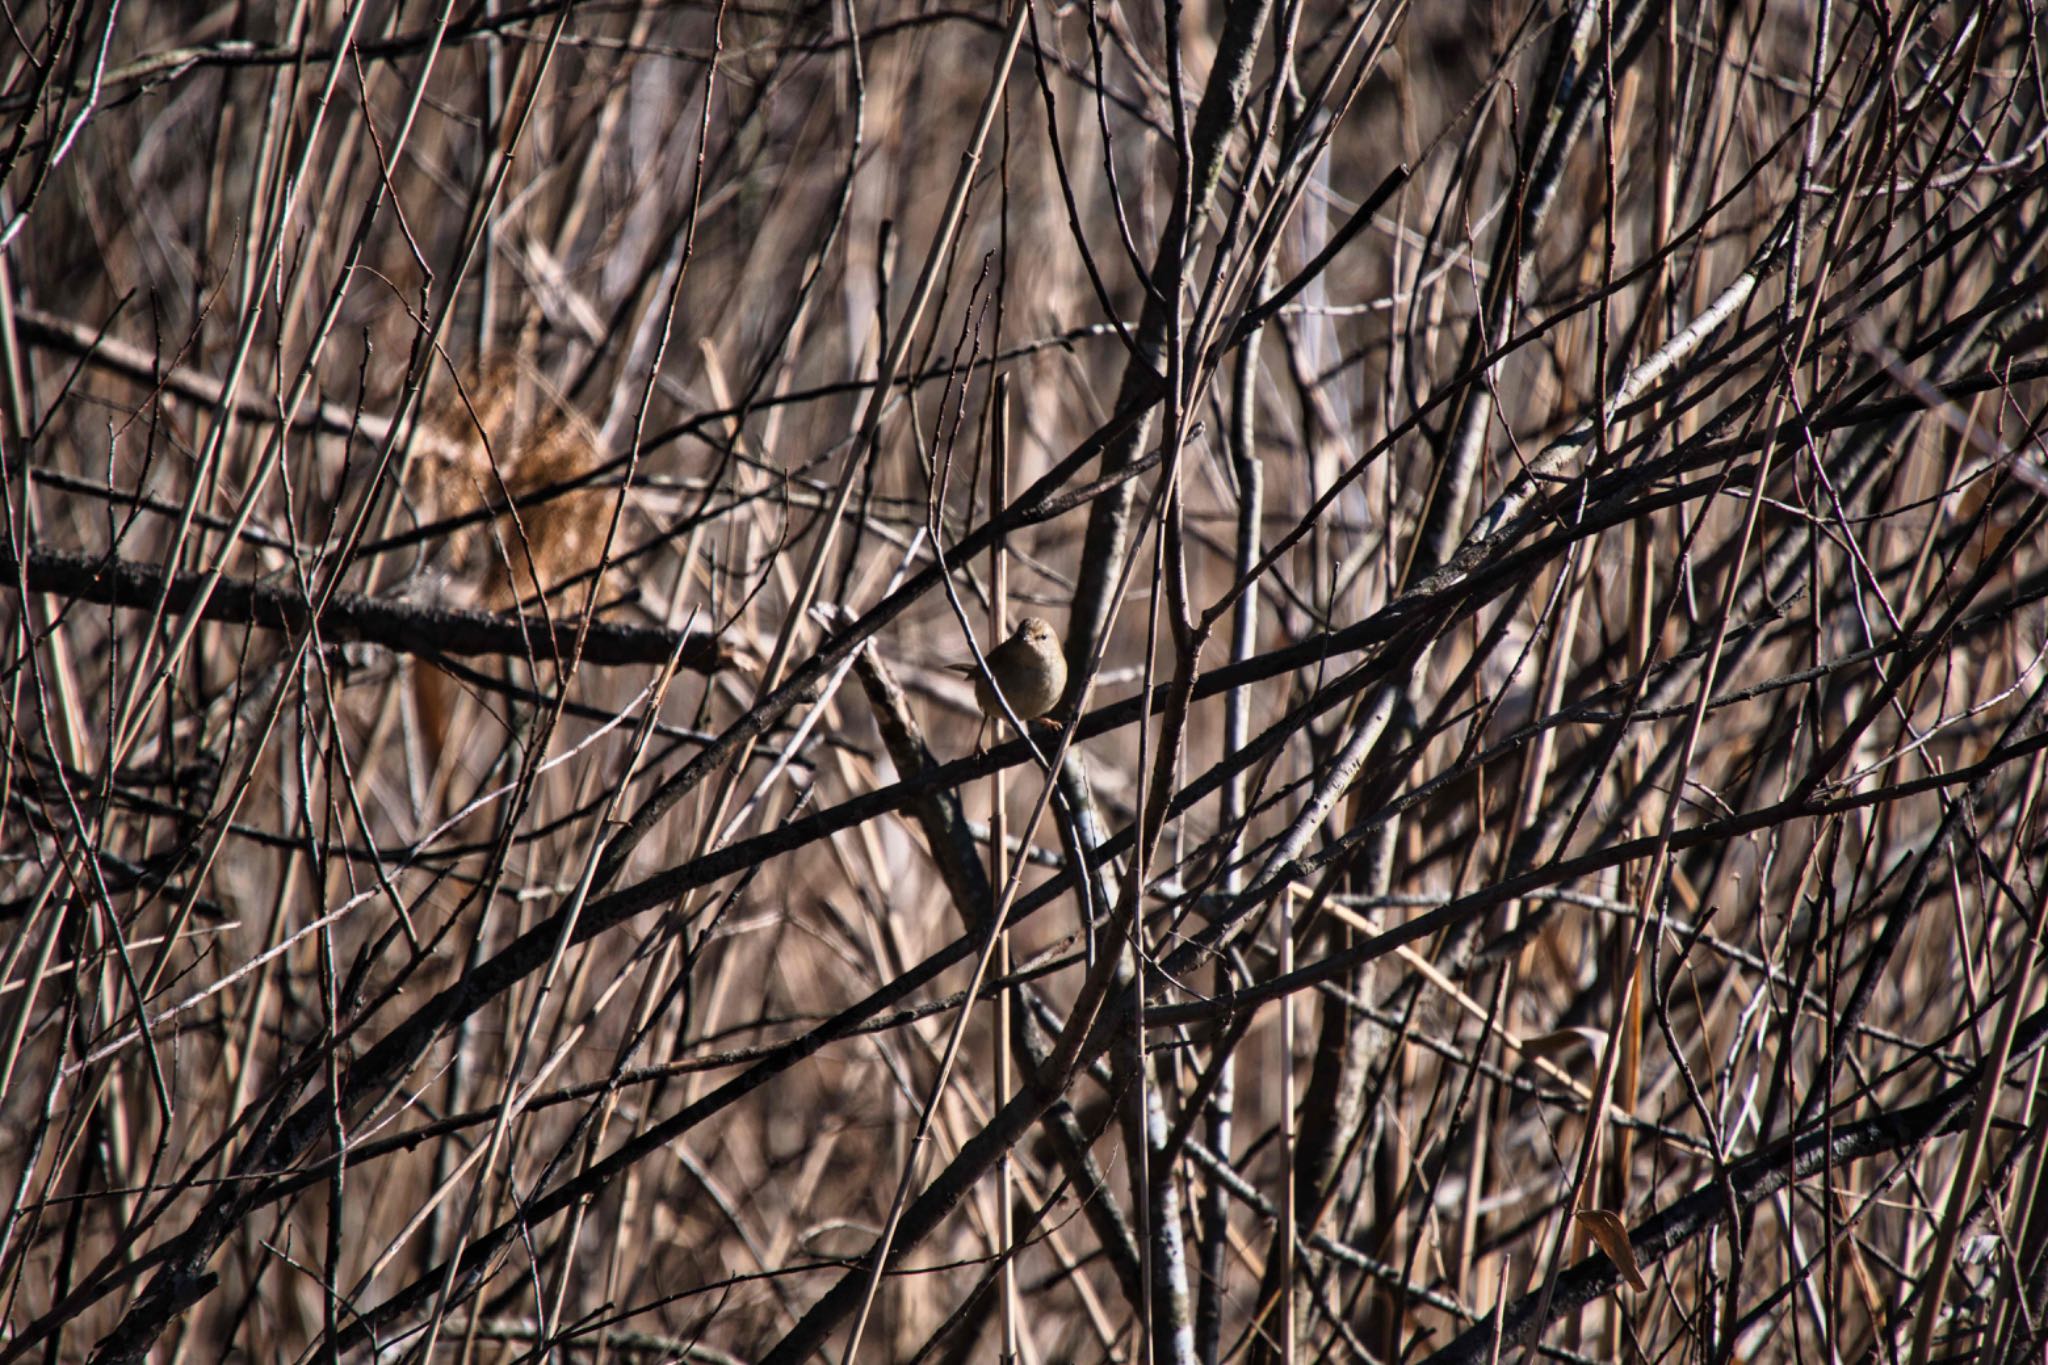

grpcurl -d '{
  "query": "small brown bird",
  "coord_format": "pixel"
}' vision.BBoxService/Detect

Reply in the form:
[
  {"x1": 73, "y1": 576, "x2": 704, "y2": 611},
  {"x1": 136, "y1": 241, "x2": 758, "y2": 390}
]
[{"x1": 949, "y1": 616, "x2": 1067, "y2": 747}]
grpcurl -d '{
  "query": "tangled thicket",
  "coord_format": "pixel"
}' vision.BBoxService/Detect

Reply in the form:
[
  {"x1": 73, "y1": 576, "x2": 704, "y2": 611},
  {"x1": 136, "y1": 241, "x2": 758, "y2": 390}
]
[{"x1": 4, "y1": 0, "x2": 2048, "y2": 1361}]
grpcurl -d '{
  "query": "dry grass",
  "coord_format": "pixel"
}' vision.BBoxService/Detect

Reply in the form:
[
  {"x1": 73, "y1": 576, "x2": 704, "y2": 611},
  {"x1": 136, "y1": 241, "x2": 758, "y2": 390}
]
[{"x1": 3, "y1": 0, "x2": 2048, "y2": 1361}]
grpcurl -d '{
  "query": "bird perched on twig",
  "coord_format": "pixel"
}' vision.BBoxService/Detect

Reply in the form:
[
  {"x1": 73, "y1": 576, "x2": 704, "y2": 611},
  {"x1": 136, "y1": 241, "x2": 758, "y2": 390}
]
[{"x1": 948, "y1": 616, "x2": 1067, "y2": 752}]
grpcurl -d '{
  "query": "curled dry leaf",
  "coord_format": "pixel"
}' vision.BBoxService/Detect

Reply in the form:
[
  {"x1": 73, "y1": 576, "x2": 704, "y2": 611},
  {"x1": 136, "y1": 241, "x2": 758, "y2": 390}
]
[
  {"x1": 1517, "y1": 1026, "x2": 1609, "y2": 1061},
  {"x1": 1575, "y1": 1208, "x2": 1649, "y2": 1292}
]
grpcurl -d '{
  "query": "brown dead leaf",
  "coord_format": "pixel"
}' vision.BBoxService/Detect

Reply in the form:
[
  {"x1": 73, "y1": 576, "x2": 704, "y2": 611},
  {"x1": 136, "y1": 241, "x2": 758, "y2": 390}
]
[{"x1": 1575, "y1": 1208, "x2": 1648, "y2": 1292}]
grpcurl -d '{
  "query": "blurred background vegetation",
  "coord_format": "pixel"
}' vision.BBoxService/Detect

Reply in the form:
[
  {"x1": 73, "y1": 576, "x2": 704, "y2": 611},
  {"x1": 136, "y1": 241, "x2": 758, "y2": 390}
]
[{"x1": 4, "y1": 0, "x2": 2048, "y2": 1360}]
